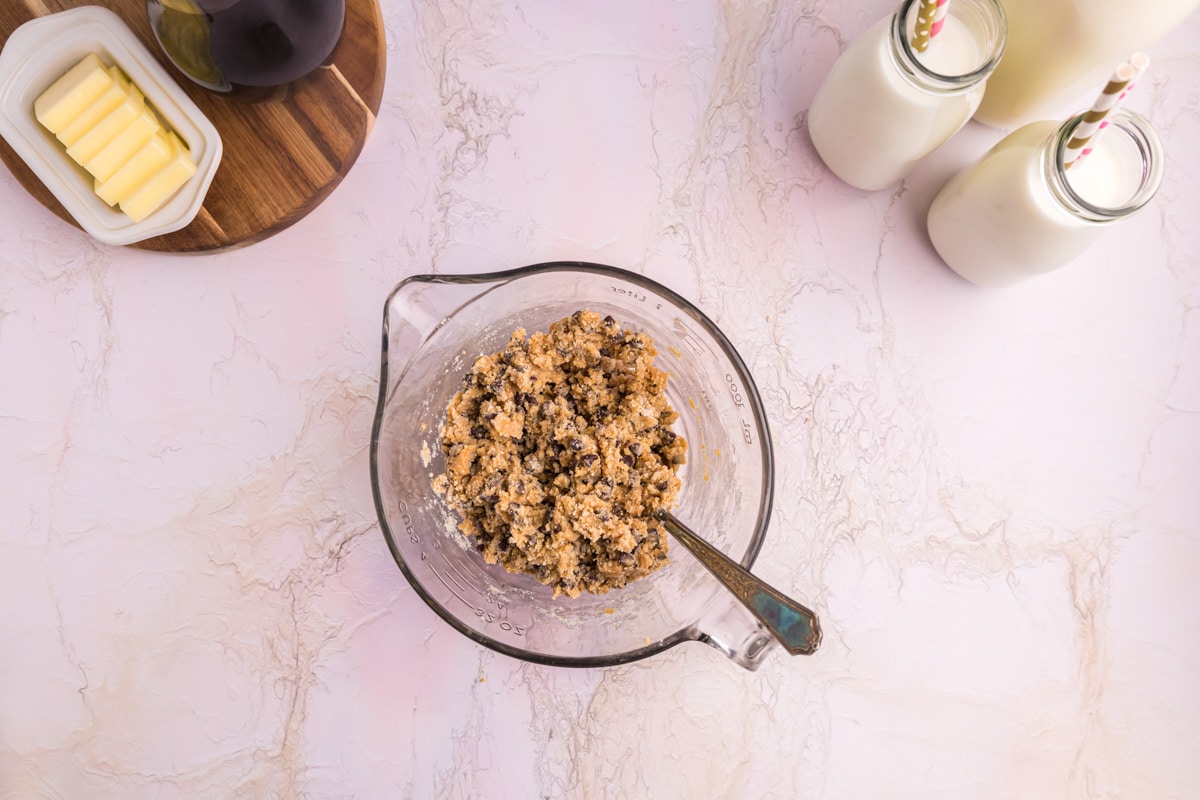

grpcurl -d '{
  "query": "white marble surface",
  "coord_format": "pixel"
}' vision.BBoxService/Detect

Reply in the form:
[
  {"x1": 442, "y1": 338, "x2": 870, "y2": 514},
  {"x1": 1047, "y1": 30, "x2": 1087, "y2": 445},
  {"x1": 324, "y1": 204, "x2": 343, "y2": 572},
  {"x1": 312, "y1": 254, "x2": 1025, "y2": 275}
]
[{"x1": 2, "y1": 2, "x2": 1199, "y2": 798}]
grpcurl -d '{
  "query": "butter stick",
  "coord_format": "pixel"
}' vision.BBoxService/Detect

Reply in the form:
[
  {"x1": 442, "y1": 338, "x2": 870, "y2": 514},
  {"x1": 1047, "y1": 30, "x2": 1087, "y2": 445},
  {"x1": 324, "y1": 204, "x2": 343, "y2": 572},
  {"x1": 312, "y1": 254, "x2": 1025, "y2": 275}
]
[
  {"x1": 56, "y1": 67, "x2": 131, "y2": 148},
  {"x1": 118, "y1": 133, "x2": 197, "y2": 222},
  {"x1": 95, "y1": 130, "x2": 173, "y2": 207},
  {"x1": 65, "y1": 84, "x2": 146, "y2": 166},
  {"x1": 86, "y1": 106, "x2": 160, "y2": 182},
  {"x1": 34, "y1": 53, "x2": 114, "y2": 133}
]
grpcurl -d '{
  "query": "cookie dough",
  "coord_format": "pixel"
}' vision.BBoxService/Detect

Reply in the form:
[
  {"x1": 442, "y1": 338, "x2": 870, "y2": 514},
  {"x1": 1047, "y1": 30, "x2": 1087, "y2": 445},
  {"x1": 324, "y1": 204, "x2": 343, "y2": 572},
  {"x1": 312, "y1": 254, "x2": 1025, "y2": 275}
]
[{"x1": 432, "y1": 310, "x2": 687, "y2": 597}]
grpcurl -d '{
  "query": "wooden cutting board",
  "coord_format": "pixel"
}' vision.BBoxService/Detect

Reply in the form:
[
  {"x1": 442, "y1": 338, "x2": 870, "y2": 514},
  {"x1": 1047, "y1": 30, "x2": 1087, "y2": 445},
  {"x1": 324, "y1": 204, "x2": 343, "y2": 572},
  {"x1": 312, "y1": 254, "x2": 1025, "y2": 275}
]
[{"x1": 0, "y1": 0, "x2": 385, "y2": 253}]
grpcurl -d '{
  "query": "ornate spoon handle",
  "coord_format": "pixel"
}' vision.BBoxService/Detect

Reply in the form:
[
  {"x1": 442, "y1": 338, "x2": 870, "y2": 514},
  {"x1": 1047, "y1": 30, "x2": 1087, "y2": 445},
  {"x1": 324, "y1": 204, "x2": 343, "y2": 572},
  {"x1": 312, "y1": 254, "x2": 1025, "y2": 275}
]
[{"x1": 659, "y1": 513, "x2": 822, "y2": 656}]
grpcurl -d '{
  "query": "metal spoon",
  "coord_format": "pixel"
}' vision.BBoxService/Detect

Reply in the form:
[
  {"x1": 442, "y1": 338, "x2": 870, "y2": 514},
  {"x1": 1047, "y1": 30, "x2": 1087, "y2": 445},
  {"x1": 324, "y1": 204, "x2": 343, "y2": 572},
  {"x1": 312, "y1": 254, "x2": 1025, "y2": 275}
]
[{"x1": 658, "y1": 512, "x2": 822, "y2": 656}]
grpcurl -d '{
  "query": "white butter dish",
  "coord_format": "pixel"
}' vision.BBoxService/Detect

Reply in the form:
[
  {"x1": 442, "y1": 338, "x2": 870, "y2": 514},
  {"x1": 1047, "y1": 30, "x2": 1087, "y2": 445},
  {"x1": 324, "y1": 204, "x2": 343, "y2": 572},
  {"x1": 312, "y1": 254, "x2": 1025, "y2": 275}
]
[{"x1": 0, "y1": 6, "x2": 222, "y2": 246}]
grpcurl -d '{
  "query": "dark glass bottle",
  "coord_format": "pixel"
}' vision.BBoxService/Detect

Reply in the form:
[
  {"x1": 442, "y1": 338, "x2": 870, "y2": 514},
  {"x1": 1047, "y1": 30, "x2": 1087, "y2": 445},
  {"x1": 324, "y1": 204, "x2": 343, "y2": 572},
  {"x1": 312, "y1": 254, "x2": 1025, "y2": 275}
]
[{"x1": 147, "y1": 0, "x2": 346, "y2": 96}]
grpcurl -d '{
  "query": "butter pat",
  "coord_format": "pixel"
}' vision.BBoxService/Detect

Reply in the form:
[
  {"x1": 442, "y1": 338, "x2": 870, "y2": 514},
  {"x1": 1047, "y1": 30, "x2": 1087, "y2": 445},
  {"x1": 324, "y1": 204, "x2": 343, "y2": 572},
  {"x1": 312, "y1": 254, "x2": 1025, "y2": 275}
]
[
  {"x1": 66, "y1": 84, "x2": 145, "y2": 166},
  {"x1": 95, "y1": 130, "x2": 173, "y2": 207},
  {"x1": 119, "y1": 133, "x2": 197, "y2": 222},
  {"x1": 86, "y1": 106, "x2": 159, "y2": 182},
  {"x1": 56, "y1": 67, "x2": 130, "y2": 147},
  {"x1": 33, "y1": 53, "x2": 114, "y2": 133}
]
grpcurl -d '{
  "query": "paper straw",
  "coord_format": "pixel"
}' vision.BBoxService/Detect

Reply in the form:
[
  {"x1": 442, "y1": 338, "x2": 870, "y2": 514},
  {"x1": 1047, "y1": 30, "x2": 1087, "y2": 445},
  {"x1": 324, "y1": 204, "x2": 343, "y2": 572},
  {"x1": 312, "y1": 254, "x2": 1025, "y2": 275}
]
[
  {"x1": 930, "y1": 0, "x2": 950, "y2": 38},
  {"x1": 1064, "y1": 54, "x2": 1150, "y2": 169},
  {"x1": 911, "y1": 0, "x2": 946, "y2": 52}
]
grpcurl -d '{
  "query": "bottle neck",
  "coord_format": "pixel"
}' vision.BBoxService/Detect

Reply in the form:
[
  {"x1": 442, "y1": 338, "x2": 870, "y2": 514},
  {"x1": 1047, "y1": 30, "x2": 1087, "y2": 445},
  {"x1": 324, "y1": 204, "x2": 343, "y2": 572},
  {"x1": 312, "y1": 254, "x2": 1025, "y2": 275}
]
[
  {"x1": 888, "y1": 0, "x2": 1007, "y2": 94},
  {"x1": 1044, "y1": 110, "x2": 1164, "y2": 224}
]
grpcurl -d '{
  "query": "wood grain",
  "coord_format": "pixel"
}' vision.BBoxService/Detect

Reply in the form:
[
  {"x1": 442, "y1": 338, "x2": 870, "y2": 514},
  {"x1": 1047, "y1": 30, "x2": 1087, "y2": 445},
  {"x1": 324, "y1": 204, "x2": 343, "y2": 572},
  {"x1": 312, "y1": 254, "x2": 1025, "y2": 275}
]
[{"x1": 0, "y1": 0, "x2": 385, "y2": 253}]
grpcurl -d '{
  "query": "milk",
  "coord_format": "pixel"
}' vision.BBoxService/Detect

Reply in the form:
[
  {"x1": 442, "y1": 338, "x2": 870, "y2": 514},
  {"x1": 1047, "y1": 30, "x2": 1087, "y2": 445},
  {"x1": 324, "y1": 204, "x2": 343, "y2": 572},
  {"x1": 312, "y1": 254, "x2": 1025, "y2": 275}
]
[
  {"x1": 808, "y1": 0, "x2": 1006, "y2": 190},
  {"x1": 1064, "y1": 137, "x2": 1141, "y2": 210},
  {"x1": 975, "y1": 0, "x2": 1200, "y2": 128},
  {"x1": 916, "y1": 17, "x2": 983, "y2": 76},
  {"x1": 927, "y1": 110, "x2": 1163, "y2": 287}
]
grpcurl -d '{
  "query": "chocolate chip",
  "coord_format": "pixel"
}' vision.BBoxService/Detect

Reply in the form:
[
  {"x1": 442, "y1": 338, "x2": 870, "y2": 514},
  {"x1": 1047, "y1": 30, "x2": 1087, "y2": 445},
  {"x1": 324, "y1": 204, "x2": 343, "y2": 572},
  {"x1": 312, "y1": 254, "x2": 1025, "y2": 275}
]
[
  {"x1": 621, "y1": 454, "x2": 636, "y2": 467},
  {"x1": 470, "y1": 425, "x2": 488, "y2": 439},
  {"x1": 569, "y1": 438, "x2": 584, "y2": 451},
  {"x1": 580, "y1": 453, "x2": 599, "y2": 467}
]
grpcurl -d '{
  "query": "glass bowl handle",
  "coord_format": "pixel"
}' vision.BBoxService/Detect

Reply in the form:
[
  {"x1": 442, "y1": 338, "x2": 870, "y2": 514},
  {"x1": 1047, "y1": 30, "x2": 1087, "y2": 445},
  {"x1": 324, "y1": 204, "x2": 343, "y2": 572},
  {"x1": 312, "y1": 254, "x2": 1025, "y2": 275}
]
[{"x1": 661, "y1": 513, "x2": 822, "y2": 665}]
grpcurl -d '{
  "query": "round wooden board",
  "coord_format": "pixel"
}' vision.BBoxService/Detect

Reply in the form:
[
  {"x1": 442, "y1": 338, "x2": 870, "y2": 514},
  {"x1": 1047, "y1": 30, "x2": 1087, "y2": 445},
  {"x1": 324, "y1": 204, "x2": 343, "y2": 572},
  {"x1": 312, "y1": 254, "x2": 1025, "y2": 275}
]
[{"x1": 0, "y1": 0, "x2": 385, "y2": 253}]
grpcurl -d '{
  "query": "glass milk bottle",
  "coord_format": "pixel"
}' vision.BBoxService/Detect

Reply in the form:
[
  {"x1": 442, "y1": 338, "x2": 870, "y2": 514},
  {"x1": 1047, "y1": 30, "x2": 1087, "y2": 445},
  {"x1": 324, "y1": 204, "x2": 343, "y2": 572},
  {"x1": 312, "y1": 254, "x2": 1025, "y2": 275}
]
[
  {"x1": 974, "y1": 0, "x2": 1199, "y2": 128},
  {"x1": 808, "y1": 0, "x2": 1007, "y2": 190},
  {"x1": 926, "y1": 108, "x2": 1163, "y2": 287}
]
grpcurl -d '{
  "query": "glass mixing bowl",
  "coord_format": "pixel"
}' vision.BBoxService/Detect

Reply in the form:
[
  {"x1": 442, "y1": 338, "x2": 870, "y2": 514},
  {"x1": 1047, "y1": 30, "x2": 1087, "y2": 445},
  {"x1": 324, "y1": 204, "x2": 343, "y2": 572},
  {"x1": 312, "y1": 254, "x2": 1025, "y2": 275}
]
[{"x1": 370, "y1": 263, "x2": 780, "y2": 670}]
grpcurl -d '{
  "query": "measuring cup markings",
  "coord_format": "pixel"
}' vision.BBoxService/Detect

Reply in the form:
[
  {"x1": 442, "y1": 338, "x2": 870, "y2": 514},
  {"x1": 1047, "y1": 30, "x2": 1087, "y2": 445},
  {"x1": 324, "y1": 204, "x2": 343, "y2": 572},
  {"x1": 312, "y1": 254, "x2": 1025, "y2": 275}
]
[
  {"x1": 725, "y1": 374, "x2": 755, "y2": 447},
  {"x1": 430, "y1": 554, "x2": 527, "y2": 635},
  {"x1": 608, "y1": 284, "x2": 666, "y2": 310},
  {"x1": 395, "y1": 500, "x2": 418, "y2": 543},
  {"x1": 398, "y1": 494, "x2": 526, "y2": 632},
  {"x1": 671, "y1": 318, "x2": 705, "y2": 358},
  {"x1": 397, "y1": 498, "x2": 443, "y2": 554},
  {"x1": 436, "y1": 555, "x2": 472, "y2": 596},
  {"x1": 441, "y1": 552, "x2": 490, "y2": 602},
  {"x1": 610, "y1": 285, "x2": 648, "y2": 303}
]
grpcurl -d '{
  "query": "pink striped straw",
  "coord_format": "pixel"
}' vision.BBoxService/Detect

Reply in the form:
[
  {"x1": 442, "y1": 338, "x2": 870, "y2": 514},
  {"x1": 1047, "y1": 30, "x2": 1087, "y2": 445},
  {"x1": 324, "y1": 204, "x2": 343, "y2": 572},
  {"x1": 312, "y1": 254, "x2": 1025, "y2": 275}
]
[
  {"x1": 930, "y1": 0, "x2": 951, "y2": 38},
  {"x1": 1064, "y1": 53, "x2": 1150, "y2": 169}
]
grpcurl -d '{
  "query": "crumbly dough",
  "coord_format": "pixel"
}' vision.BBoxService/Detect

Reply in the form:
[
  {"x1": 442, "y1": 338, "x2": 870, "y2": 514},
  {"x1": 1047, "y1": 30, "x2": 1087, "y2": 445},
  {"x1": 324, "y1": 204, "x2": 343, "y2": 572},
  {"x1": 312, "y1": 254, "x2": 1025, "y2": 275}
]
[{"x1": 432, "y1": 310, "x2": 687, "y2": 597}]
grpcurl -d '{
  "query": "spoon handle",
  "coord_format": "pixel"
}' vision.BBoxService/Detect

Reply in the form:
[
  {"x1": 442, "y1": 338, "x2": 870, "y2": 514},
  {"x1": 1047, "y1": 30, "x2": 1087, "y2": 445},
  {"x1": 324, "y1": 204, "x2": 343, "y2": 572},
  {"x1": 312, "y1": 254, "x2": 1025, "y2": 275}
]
[{"x1": 659, "y1": 513, "x2": 822, "y2": 656}]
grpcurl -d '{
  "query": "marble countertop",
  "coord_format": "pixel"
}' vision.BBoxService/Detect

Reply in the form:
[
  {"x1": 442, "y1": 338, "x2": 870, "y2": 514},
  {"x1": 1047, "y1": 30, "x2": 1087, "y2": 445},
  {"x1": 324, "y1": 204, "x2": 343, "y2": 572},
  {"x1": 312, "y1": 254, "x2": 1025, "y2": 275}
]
[{"x1": 2, "y1": 2, "x2": 1198, "y2": 798}]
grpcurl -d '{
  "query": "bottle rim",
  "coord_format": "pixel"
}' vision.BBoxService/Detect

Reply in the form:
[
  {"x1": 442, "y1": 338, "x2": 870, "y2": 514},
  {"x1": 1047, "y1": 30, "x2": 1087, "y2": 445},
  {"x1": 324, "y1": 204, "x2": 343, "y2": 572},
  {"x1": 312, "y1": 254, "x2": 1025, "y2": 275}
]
[
  {"x1": 889, "y1": 0, "x2": 1007, "y2": 93},
  {"x1": 1045, "y1": 109, "x2": 1165, "y2": 222}
]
